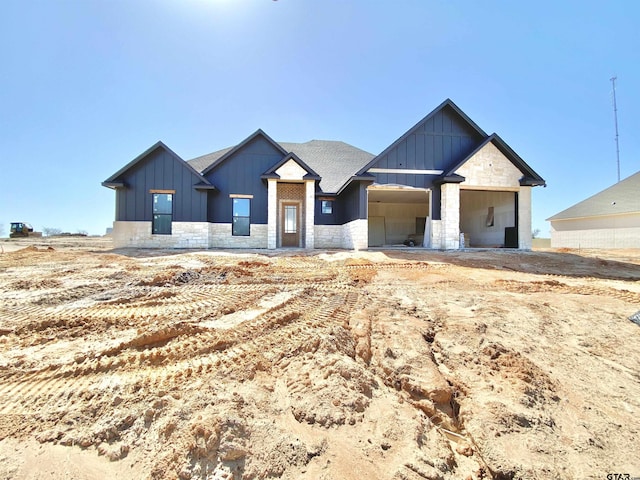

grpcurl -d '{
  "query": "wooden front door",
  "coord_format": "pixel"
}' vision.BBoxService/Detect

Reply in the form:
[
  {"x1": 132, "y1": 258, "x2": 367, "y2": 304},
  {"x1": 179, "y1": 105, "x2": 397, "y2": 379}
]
[{"x1": 281, "y1": 203, "x2": 300, "y2": 247}]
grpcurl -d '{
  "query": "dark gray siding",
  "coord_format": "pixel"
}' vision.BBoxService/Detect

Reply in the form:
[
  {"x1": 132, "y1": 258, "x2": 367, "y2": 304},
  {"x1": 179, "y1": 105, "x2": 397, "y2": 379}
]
[
  {"x1": 114, "y1": 148, "x2": 207, "y2": 222},
  {"x1": 370, "y1": 105, "x2": 484, "y2": 189},
  {"x1": 204, "y1": 136, "x2": 284, "y2": 224},
  {"x1": 338, "y1": 181, "x2": 368, "y2": 224},
  {"x1": 314, "y1": 197, "x2": 338, "y2": 225}
]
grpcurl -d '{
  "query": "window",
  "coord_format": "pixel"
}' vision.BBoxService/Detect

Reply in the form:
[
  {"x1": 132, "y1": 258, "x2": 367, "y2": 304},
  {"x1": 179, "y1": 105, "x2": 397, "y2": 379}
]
[
  {"x1": 232, "y1": 198, "x2": 250, "y2": 236},
  {"x1": 284, "y1": 205, "x2": 297, "y2": 233},
  {"x1": 321, "y1": 200, "x2": 333, "y2": 215},
  {"x1": 152, "y1": 193, "x2": 173, "y2": 234}
]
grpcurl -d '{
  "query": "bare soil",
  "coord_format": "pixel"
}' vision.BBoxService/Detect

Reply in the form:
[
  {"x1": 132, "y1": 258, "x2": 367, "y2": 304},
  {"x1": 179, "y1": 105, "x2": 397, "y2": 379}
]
[{"x1": 0, "y1": 237, "x2": 639, "y2": 480}]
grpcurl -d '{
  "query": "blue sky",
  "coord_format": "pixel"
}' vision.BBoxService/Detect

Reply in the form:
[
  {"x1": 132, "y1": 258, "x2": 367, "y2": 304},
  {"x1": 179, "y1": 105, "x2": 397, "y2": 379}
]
[{"x1": 1, "y1": 0, "x2": 638, "y2": 237}]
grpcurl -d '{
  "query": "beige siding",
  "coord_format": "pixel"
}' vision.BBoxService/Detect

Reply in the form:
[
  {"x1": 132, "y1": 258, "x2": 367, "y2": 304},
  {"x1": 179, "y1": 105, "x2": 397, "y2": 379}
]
[{"x1": 550, "y1": 213, "x2": 640, "y2": 248}]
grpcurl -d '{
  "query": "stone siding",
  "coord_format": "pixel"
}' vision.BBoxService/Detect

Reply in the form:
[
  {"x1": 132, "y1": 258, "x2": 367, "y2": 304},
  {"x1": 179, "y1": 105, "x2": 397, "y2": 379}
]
[
  {"x1": 456, "y1": 142, "x2": 523, "y2": 188},
  {"x1": 112, "y1": 221, "x2": 209, "y2": 248},
  {"x1": 440, "y1": 183, "x2": 460, "y2": 249},
  {"x1": 209, "y1": 224, "x2": 268, "y2": 249}
]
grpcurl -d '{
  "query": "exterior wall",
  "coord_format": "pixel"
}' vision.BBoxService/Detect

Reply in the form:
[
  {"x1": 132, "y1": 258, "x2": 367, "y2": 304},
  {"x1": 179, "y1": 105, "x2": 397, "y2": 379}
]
[
  {"x1": 368, "y1": 105, "x2": 483, "y2": 189},
  {"x1": 275, "y1": 159, "x2": 307, "y2": 180},
  {"x1": 431, "y1": 220, "x2": 442, "y2": 249},
  {"x1": 204, "y1": 135, "x2": 283, "y2": 224},
  {"x1": 276, "y1": 182, "x2": 306, "y2": 248},
  {"x1": 114, "y1": 147, "x2": 207, "y2": 222},
  {"x1": 209, "y1": 224, "x2": 268, "y2": 248},
  {"x1": 518, "y1": 187, "x2": 532, "y2": 249},
  {"x1": 305, "y1": 180, "x2": 315, "y2": 248},
  {"x1": 343, "y1": 219, "x2": 368, "y2": 250},
  {"x1": 112, "y1": 221, "x2": 209, "y2": 248},
  {"x1": 550, "y1": 213, "x2": 640, "y2": 248},
  {"x1": 267, "y1": 179, "x2": 277, "y2": 249},
  {"x1": 314, "y1": 225, "x2": 344, "y2": 249},
  {"x1": 455, "y1": 142, "x2": 523, "y2": 188},
  {"x1": 440, "y1": 183, "x2": 460, "y2": 249}
]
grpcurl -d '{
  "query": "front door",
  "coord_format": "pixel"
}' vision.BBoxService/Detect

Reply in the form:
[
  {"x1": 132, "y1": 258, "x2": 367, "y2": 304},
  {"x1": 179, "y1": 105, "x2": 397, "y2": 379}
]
[{"x1": 281, "y1": 203, "x2": 300, "y2": 247}]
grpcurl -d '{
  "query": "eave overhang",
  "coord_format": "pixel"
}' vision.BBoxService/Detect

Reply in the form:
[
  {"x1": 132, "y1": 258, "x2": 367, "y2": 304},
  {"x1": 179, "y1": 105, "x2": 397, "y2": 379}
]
[
  {"x1": 434, "y1": 174, "x2": 466, "y2": 185},
  {"x1": 102, "y1": 181, "x2": 125, "y2": 189},
  {"x1": 520, "y1": 177, "x2": 546, "y2": 187},
  {"x1": 194, "y1": 182, "x2": 217, "y2": 191}
]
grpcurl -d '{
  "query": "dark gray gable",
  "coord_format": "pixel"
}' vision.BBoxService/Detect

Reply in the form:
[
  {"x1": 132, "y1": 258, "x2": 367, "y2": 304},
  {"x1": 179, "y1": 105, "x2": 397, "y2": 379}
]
[
  {"x1": 200, "y1": 129, "x2": 288, "y2": 176},
  {"x1": 357, "y1": 99, "x2": 487, "y2": 177},
  {"x1": 443, "y1": 134, "x2": 546, "y2": 186},
  {"x1": 102, "y1": 141, "x2": 211, "y2": 189}
]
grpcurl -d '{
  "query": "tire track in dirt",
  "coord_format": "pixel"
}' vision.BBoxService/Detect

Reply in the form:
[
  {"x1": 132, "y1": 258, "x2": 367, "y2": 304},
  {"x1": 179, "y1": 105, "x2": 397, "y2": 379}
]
[
  {"x1": 494, "y1": 278, "x2": 640, "y2": 303},
  {"x1": 0, "y1": 276, "x2": 362, "y2": 417}
]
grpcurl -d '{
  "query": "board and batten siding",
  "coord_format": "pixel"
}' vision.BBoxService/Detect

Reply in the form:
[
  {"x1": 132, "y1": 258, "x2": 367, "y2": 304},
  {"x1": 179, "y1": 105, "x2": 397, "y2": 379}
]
[
  {"x1": 115, "y1": 147, "x2": 207, "y2": 223},
  {"x1": 369, "y1": 106, "x2": 483, "y2": 189},
  {"x1": 204, "y1": 136, "x2": 284, "y2": 224}
]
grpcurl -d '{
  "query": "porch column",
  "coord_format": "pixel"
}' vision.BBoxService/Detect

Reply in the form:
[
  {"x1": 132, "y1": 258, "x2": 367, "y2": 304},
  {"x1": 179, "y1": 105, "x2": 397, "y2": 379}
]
[
  {"x1": 440, "y1": 183, "x2": 460, "y2": 249},
  {"x1": 267, "y1": 179, "x2": 277, "y2": 249},
  {"x1": 304, "y1": 179, "x2": 315, "y2": 249},
  {"x1": 518, "y1": 186, "x2": 532, "y2": 250}
]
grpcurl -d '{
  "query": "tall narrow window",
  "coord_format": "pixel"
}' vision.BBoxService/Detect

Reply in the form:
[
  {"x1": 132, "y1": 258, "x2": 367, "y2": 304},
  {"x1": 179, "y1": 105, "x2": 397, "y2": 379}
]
[
  {"x1": 284, "y1": 205, "x2": 297, "y2": 233},
  {"x1": 152, "y1": 193, "x2": 173, "y2": 234},
  {"x1": 232, "y1": 198, "x2": 250, "y2": 236},
  {"x1": 321, "y1": 200, "x2": 333, "y2": 215}
]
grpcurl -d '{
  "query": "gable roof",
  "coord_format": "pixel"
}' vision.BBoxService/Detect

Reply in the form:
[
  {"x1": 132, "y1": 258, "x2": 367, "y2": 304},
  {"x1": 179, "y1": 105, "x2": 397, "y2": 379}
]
[
  {"x1": 261, "y1": 152, "x2": 321, "y2": 181},
  {"x1": 443, "y1": 133, "x2": 546, "y2": 186},
  {"x1": 548, "y1": 171, "x2": 640, "y2": 221},
  {"x1": 356, "y1": 98, "x2": 487, "y2": 176},
  {"x1": 103, "y1": 141, "x2": 212, "y2": 188},
  {"x1": 188, "y1": 138, "x2": 374, "y2": 194},
  {"x1": 199, "y1": 129, "x2": 288, "y2": 176}
]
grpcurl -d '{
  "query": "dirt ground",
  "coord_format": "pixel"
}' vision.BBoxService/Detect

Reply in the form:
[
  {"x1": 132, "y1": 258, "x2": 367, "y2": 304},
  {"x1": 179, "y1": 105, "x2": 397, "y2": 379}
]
[{"x1": 0, "y1": 237, "x2": 639, "y2": 480}]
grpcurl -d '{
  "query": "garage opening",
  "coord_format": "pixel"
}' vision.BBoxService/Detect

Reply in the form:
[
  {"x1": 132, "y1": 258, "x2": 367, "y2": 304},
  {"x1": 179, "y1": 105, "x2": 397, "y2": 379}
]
[
  {"x1": 459, "y1": 189, "x2": 518, "y2": 248},
  {"x1": 368, "y1": 185, "x2": 431, "y2": 247}
]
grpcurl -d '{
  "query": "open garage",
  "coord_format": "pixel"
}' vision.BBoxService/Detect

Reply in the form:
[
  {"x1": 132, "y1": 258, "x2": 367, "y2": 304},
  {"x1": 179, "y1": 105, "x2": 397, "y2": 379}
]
[
  {"x1": 367, "y1": 185, "x2": 431, "y2": 247},
  {"x1": 459, "y1": 189, "x2": 518, "y2": 248}
]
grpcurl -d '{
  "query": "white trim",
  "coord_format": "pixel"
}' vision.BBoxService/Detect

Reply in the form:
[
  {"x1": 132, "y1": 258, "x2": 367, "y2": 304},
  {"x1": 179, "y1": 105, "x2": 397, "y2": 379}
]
[
  {"x1": 368, "y1": 168, "x2": 444, "y2": 175},
  {"x1": 229, "y1": 194, "x2": 254, "y2": 199}
]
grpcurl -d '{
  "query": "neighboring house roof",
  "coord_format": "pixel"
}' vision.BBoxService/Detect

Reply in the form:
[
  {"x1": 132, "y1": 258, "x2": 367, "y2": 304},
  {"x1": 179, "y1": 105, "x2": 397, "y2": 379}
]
[
  {"x1": 547, "y1": 171, "x2": 640, "y2": 221},
  {"x1": 443, "y1": 133, "x2": 546, "y2": 186},
  {"x1": 103, "y1": 141, "x2": 214, "y2": 189},
  {"x1": 188, "y1": 137, "x2": 375, "y2": 194}
]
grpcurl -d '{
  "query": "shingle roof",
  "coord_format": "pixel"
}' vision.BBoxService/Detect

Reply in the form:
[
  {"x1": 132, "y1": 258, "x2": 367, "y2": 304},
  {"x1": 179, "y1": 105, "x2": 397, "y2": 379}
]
[
  {"x1": 187, "y1": 139, "x2": 374, "y2": 194},
  {"x1": 547, "y1": 171, "x2": 640, "y2": 221}
]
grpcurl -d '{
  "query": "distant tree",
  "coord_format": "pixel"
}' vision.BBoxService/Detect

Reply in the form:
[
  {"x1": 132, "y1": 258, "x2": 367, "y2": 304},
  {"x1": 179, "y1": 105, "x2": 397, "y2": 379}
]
[
  {"x1": 532, "y1": 228, "x2": 541, "y2": 239},
  {"x1": 76, "y1": 229, "x2": 88, "y2": 236},
  {"x1": 43, "y1": 227, "x2": 62, "y2": 237},
  {"x1": 0, "y1": 223, "x2": 4, "y2": 238}
]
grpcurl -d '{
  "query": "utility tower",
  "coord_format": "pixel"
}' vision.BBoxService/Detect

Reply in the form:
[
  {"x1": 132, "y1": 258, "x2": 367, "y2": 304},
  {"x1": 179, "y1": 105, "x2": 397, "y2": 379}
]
[{"x1": 611, "y1": 76, "x2": 620, "y2": 182}]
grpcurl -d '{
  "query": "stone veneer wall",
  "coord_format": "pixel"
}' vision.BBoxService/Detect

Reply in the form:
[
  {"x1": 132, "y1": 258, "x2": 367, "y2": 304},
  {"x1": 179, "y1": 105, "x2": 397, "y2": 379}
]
[
  {"x1": 209, "y1": 224, "x2": 268, "y2": 248},
  {"x1": 440, "y1": 183, "x2": 460, "y2": 249},
  {"x1": 314, "y1": 219, "x2": 368, "y2": 250},
  {"x1": 517, "y1": 186, "x2": 532, "y2": 250},
  {"x1": 430, "y1": 220, "x2": 442, "y2": 249},
  {"x1": 112, "y1": 221, "x2": 209, "y2": 248},
  {"x1": 112, "y1": 221, "x2": 268, "y2": 249}
]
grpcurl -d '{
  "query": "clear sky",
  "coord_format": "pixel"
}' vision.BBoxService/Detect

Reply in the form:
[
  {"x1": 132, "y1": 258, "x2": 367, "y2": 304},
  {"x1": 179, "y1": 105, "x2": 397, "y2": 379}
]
[{"x1": 1, "y1": 0, "x2": 638, "y2": 237}]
